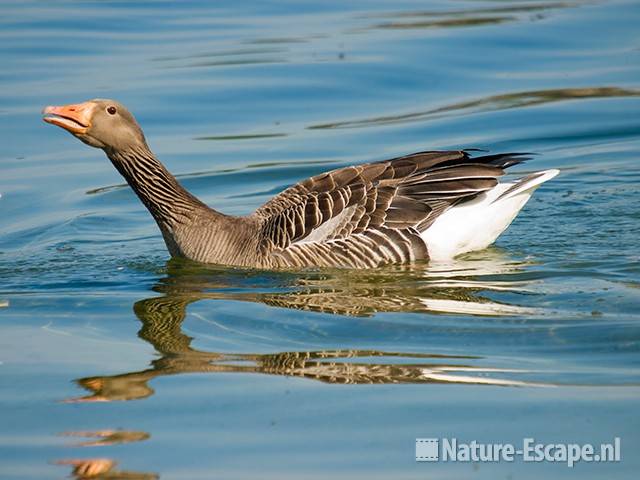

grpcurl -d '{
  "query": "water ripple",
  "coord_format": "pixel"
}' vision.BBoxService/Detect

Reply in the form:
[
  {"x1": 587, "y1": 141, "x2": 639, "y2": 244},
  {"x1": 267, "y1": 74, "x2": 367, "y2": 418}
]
[{"x1": 308, "y1": 86, "x2": 640, "y2": 130}]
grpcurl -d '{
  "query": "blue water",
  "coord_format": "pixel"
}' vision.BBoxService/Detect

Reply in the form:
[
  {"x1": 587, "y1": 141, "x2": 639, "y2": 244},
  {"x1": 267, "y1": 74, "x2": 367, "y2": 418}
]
[{"x1": 1, "y1": 0, "x2": 639, "y2": 478}]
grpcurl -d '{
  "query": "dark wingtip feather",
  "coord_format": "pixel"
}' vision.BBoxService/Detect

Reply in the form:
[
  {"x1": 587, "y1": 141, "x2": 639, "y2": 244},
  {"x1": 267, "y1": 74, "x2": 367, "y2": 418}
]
[
  {"x1": 468, "y1": 151, "x2": 538, "y2": 170},
  {"x1": 462, "y1": 148, "x2": 489, "y2": 154}
]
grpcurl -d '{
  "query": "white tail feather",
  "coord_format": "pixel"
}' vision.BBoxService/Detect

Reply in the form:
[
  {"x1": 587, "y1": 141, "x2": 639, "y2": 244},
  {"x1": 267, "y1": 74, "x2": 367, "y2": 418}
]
[{"x1": 422, "y1": 169, "x2": 559, "y2": 260}]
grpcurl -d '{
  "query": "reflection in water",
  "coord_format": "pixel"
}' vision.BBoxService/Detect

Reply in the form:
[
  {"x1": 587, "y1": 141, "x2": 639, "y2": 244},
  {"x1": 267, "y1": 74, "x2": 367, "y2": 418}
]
[
  {"x1": 55, "y1": 431, "x2": 153, "y2": 478},
  {"x1": 193, "y1": 132, "x2": 288, "y2": 141},
  {"x1": 364, "y1": 2, "x2": 580, "y2": 19},
  {"x1": 67, "y1": 255, "x2": 548, "y2": 403},
  {"x1": 146, "y1": 251, "x2": 538, "y2": 317},
  {"x1": 147, "y1": 2, "x2": 582, "y2": 72},
  {"x1": 371, "y1": 15, "x2": 515, "y2": 29},
  {"x1": 362, "y1": 1, "x2": 583, "y2": 30},
  {"x1": 71, "y1": 348, "x2": 540, "y2": 403},
  {"x1": 152, "y1": 46, "x2": 289, "y2": 69},
  {"x1": 309, "y1": 87, "x2": 640, "y2": 130},
  {"x1": 61, "y1": 430, "x2": 150, "y2": 447},
  {"x1": 152, "y1": 46, "x2": 287, "y2": 63},
  {"x1": 56, "y1": 458, "x2": 157, "y2": 480}
]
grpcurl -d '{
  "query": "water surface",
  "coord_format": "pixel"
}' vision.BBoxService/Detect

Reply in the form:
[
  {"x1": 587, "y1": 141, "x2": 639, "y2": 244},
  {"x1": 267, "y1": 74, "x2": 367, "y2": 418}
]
[{"x1": 1, "y1": 0, "x2": 639, "y2": 478}]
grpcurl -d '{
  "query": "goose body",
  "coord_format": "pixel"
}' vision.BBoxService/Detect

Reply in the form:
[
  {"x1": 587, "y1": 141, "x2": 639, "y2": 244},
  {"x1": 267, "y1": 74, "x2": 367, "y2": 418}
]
[{"x1": 43, "y1": 99, "x2": 558, "y2": 269}]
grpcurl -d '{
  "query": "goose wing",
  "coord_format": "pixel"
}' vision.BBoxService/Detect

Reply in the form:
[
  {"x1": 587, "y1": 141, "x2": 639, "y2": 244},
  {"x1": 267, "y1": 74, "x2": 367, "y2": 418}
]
[{"x1": 253, "y1": 150, "x2": 528, "y2": 266}]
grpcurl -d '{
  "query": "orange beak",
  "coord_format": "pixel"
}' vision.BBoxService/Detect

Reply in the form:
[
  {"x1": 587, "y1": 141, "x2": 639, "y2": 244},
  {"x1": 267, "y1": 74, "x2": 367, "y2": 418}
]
[{"x1": 43, "y1": 102, "x2": 94, "y2": 134}]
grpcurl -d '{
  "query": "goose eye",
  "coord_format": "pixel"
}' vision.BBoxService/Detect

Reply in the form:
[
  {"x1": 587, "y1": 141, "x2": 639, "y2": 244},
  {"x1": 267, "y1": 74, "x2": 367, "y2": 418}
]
[{"x1": 107, "y1": 106, "x2": 117, "y2": 115}]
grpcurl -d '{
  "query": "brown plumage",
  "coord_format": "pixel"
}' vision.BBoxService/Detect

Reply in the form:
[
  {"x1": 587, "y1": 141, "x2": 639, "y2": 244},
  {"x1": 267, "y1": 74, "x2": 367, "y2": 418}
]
[
  {"x1": 255, "y1": 150, "x2": 527, "y2": 268},
  {"x1": 43, "y1": 99, "x2": 555, "y2": 269}
]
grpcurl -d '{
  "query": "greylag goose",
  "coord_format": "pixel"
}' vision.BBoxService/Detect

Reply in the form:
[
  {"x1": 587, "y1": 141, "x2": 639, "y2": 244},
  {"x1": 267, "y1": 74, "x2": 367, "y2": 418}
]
[{"x1": 43, "y1": 99, "x2": 559, "y2": 269}]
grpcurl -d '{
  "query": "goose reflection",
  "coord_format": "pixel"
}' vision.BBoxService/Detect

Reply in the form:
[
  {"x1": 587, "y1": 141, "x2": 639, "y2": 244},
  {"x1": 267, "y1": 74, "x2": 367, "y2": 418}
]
[
  {"x1": 55, "y1": 431, "x2": 153, "y2": 478},
  {"x1": 61, "y1": 430, "x2": 150, "y2": 447},
  {"x1": 143, "y1": 250, "x2": 539, "y2": 317},
  {"x1": 56, "y1": 458, "x2": 157, "y2": 480},
  {"x1": 68, "y1": 253, "x2": 546, "y2": 402}
]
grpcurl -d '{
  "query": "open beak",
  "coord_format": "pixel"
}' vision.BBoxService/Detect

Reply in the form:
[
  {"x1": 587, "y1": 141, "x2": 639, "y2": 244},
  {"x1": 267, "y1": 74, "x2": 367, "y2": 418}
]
[{"x1": 42, "y1": 102, "x2": 94, "y2": 134}]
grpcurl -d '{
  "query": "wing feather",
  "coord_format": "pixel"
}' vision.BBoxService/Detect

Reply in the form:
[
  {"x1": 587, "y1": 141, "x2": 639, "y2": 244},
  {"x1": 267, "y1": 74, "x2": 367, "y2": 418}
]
[{"x1": 253, "y1": 151, "x2": 529, "y2": 258}]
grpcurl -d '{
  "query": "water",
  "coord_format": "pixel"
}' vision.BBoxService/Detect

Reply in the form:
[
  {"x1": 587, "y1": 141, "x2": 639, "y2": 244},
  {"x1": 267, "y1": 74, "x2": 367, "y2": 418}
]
[{"x1": 1, "y1": 0, "x2": 639, "y2": 478}]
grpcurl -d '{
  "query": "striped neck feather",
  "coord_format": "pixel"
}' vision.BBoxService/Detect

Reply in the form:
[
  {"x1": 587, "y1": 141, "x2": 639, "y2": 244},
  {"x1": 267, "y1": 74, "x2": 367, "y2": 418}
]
[{"x1": 106, "y1": 144, "x2": 211, "y2": 228}]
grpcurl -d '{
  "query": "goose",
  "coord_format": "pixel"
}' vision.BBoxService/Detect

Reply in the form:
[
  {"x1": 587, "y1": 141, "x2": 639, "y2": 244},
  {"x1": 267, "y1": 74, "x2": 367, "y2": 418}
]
[{"x1": 43, "y1": 99, "x2": 559, "y2": 269}]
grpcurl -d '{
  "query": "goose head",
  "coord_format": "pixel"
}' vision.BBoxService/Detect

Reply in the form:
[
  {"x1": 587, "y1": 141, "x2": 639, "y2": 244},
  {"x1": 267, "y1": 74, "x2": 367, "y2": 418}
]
[{"x1": 43, "y1": 99, "x2": 146, "y2": 152}]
